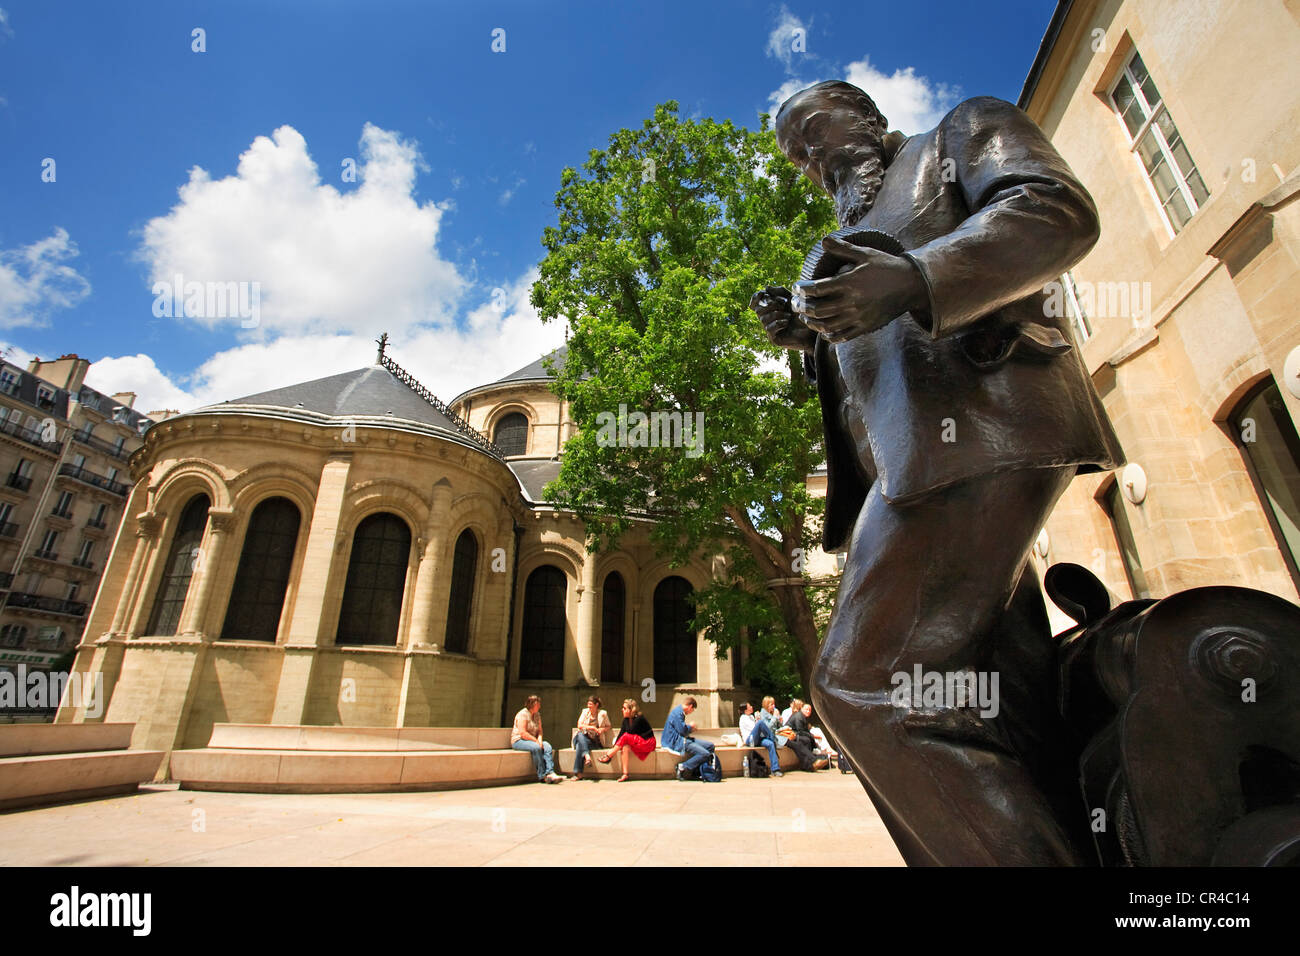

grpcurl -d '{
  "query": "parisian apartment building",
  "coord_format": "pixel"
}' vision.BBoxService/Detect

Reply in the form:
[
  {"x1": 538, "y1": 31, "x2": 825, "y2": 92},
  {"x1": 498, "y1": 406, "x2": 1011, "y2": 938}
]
[{"x1": 0, "y1": 354, "x2": 156, "y2": 680}]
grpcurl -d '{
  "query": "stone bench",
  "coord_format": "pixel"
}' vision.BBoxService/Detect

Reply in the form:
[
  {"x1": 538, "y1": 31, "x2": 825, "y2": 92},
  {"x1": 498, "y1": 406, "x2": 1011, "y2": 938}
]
[
  {"x1": 558, "y1": 727, "x2": 801, "y2": 778},
  {"x1": 171, "y1": 724, "x2": 537, "y2": 793},
  {"x1": 0, "y1": 723, "x2": 165, "y2": 811}
]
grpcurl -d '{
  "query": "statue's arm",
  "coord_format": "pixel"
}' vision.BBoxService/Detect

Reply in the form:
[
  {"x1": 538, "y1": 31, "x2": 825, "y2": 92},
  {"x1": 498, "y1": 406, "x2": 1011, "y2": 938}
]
[{"x1": 902, "y1": 96, "x2": 1101, "y2": 339}]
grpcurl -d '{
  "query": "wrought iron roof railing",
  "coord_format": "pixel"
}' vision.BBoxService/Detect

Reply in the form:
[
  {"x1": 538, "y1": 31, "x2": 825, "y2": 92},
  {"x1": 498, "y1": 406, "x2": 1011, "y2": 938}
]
[{"x1": 378, "y1": 353, "x2": 504, "y2": 459}]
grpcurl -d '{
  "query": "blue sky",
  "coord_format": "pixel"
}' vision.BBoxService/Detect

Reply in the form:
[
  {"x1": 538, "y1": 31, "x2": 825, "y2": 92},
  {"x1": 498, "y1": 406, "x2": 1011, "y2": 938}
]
[{"x1": 0, "y1": 0, "x2": 1054, "y2": 413}]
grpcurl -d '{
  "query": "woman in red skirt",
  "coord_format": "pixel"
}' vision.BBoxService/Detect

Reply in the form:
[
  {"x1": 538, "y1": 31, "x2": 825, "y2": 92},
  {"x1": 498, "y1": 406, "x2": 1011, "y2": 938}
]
[{"x1": 599, "y1": 698, "x2": 656, "y2": 781}]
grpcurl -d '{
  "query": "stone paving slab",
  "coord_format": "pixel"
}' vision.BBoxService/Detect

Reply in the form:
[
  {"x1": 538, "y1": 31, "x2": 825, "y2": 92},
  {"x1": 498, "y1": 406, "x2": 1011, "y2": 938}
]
[{"x1": 0, "y1": 771, "x2": 905, "y2": 867}]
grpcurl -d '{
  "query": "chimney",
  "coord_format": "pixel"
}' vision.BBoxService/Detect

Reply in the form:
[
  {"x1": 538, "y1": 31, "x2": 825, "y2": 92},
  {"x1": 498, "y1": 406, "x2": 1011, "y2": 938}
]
[{"x1": 27, "y1": 354, "x2": 91, "y2": 393}]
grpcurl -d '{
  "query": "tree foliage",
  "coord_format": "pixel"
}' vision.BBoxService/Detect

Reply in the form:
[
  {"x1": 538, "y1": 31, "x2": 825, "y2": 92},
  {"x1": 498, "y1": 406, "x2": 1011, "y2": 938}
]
[{"x1": 530, "y1": 102, "x2": 836, "y2": 695}]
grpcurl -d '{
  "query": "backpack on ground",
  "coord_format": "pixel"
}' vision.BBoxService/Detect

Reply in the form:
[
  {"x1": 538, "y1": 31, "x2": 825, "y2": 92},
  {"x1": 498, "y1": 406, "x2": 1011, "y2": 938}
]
[
  {"x1": 699, "y1": 752, "x2": 723, "y2": 782},
  {"x1": 749, "y1": 752, "x2": 770, "y2": 778}
]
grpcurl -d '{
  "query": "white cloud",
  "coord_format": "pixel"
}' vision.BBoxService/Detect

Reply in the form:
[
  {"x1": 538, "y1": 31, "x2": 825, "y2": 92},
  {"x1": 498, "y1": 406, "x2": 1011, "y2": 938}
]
[
  {"x1": 0, "y1": 228, "x2": 92, "y2": 329},
  {"x1": 84, "y1": 266, "x2": 566, "y2": 419},
  {"x1": 765, "y1": 6, "x2": 808, "y2": 73},
  {"x1": 767, "y1": 59, "x2": 958, "y2": 134},
  {"x1": 138, "y1": 123, "x2": 463, "y2": 337},
  {"x1": 0, "y1": 8, "x2": 12, "y2": 39},
  {"x1": 843, "y1": 56, "x2": 959, "y2": 134}
]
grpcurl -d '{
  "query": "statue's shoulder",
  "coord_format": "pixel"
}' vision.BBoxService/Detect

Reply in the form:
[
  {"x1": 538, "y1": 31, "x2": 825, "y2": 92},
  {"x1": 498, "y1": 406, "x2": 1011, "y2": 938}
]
[{"x1": 937, "y1": 95, "x2": 1023, "y2": 131}]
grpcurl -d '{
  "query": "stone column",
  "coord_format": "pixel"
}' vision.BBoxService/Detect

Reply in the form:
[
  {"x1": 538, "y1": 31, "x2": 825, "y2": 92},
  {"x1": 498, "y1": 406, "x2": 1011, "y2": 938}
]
[
  {"x1": 271, "y1": 454, "x2": 353, "y2": 725},
  {"x1": 108, "y1": 513, "x2": 160, "y2": 636},
  {"x1": 178, "y1": 509, "x2": 234, "y2": 638},
  {"x1": 574, "y1": 546, "x2": 599, "y2": 685},
  {"x1": 404, "y1": 478, "x2": 453, "y2": 648}
]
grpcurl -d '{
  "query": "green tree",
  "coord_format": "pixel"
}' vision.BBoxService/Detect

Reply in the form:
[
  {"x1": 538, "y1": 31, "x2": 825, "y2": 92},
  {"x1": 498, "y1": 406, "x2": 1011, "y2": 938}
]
[{"x1": 530, "y1": 102, "x2": 836, "y2": 694}]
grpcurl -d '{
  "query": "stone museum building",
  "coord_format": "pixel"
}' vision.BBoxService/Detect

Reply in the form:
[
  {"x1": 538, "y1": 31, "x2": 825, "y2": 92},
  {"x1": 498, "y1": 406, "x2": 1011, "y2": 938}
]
[
  {"x1": 57, "y1": 346, "x2": 736, "y2": 755},
  {"x1": 1018, "y1": 0, "x2": 1300, "y2": 629}
]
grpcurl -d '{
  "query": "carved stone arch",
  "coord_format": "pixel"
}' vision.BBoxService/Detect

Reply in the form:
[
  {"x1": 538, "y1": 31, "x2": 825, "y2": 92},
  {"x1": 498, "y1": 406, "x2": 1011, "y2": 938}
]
[
  {"x1": 519, "y1": 534, "x2": 585, "y2": 579},
  {"x1": 228, "y1": 460, "x2": 320, "y2": 504},
  {"x1": 1208, "y1": 358, "x2": 1275, "y2": 424},
  {"x1": 638, "y1": 559, "x2": 710, "y2": 607},
  {"x1": 485, "y1": 400, "x2": 538, "y2": 433},
  {"x1": 148, "y1": 458, "x2": 234, "y2": 512},
  {"x1": 346, "y1": 478, "x2": 430, "y2": 532}
]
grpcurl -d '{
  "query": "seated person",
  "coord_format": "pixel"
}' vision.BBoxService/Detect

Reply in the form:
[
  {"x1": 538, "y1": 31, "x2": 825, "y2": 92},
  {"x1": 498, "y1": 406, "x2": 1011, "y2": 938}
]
[
  {"x1": 738, "y1": 700, "x2": 783, "y2": 777},
  {"x1": 511, "y1": 694, "x2": 564, "y2": 784},
  {"x1": 598, "y1": 698, "x2": 656, "y2": 781},
  {"x1": 785, "y1": 701, "x2": 829, "y2": 771},
  {"x1": 759, "y1": 696, "x2": 788, "y2": 749},
  {"x1": 802, "y1": 702, "x2": 837, "y2": 758},
  {"x1": 661, "y1": 696, "x2": 715, "y2": 780},
  {"x1": 571, "y1": 695, "x2": 612, "y2": 779}
]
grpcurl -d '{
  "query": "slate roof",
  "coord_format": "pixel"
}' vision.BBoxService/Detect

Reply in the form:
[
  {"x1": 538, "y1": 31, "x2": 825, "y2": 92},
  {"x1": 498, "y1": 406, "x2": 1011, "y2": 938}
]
[
  {"x1": 494, "y1": 345, "x2": 567, "y2": 385},
  {"x1": 227, "y1": 365, "x2": 464, "y2": 431},
  {"x1": 507, "y1": 458, "x2": 562, "y2": 503}
]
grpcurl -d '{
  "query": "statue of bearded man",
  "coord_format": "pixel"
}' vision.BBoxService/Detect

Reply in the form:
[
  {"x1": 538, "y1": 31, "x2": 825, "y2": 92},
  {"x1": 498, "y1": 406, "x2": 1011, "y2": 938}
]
[{"x1": 752, "y1": 81, "x2": 1125, "y2": 866}]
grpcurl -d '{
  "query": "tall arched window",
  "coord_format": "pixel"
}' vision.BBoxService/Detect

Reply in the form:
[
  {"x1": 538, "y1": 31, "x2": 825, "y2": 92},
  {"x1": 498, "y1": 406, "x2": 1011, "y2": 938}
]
[
  {"x1": 336, "y1": 512, "x2": 411, "y2": 646},
  {"x1": 220, "y1": 497, "x2": 301, "y2": 642},
  {"x1": 1230, "y1": 378, "x2": 1300, "y2": 584},
  {"x1": 146, "y1": 493, "x2": 210, "y2": 636},
  {"x1": 520, "y1": 565, "x2": 565, "y2": 680},
  {"x1": 600, "y1": 571, "x2": 625, "y2": 682},
  {"x1": 443, "y1": 529, "x2": 478, "y2": 654},
  {"x1": 493, "y1": 412, "x2": 529, "y2": 456},
  {"x1": 654, "y1": 575, "x2": 696, "y2": 685}
]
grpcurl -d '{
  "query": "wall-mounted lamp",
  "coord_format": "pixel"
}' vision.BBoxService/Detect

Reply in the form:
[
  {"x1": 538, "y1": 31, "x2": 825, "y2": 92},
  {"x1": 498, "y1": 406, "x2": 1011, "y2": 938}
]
[
  {"x1": 1285, "y1": 345, "x2": 1300, "y2": 399},
  {"x1": 1122, "y1": 463, "x2": 1147, "y2": 505}
]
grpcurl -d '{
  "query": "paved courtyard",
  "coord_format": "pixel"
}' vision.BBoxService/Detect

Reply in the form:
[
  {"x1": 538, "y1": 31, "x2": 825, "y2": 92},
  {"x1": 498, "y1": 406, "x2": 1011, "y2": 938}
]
[{"x1": 0, "y1": 771, "x2": 904, "y2": 867}]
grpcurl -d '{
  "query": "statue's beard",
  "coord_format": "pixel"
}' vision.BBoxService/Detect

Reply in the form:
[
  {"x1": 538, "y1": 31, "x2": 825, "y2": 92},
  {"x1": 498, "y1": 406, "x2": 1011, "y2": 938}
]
[{"x1": 828, "y1": 143, "x2": 885, "y2": 227}]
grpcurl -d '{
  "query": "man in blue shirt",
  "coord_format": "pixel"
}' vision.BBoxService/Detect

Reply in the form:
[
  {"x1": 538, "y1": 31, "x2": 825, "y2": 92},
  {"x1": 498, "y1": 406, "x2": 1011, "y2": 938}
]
[{"x1": 661, "y1": 697, "x2": 715, "y2": 779}]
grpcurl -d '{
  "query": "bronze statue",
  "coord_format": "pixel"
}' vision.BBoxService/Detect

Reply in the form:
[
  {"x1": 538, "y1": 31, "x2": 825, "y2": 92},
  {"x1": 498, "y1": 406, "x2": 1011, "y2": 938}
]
[
  {"x1": 754, "y1": 81, "x2": 1124, "y2": 865},
  {"x1": 756, "y1": 80, "x2": 1300, "y2": 867}
]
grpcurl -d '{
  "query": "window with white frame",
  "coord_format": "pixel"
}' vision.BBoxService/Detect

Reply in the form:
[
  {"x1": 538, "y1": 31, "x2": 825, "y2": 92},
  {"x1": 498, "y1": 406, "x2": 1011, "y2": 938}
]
[
  {"x1": 1059, "y1": 272, "x2": 1093, "y2": 343},
  {"x1": 0, "y1": 368, "x2": 19, "y2": 396},
  {"x1": 1109, "y1": 49, "x2": 1209, "y2": 235}
]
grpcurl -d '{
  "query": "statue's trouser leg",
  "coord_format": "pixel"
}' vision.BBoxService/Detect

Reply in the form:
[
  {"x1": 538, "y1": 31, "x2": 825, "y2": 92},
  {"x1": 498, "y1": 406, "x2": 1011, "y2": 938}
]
[{"x1": 811, "y1": 465, "x2": 1089, "y2": 866}]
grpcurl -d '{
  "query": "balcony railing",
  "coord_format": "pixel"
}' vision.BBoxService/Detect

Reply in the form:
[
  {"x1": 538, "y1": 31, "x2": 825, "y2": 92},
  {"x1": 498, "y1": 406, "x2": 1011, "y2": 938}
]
[
  {"x1": 50, "y1": 507, "x2": 74, "y2": 520},
  {"x1": 85, "y1": 516, "x2": 108, "y2": 530},
  {"x1": 6, "y1": 592, "x2": 87, "y2": 617},
  {"x1": 71, "y1": 556, "x2": 94, "y2": 570},
  {"x1": 5, "y1": 473, "x2": 31, "y2": 492},
  {"x1": 58, "y1": 463, "x2": 128, "y2": 496},
  {"x1": 33, "y1": 549, "x2": 59, "y2": 562},
  {"x1": 0, "y1": 417, "x2": 60, "y2": 454},
  {"x1": 0, "y1": 522, "x2": 17, "y2": 538},
  {"x1": 72, "y1": 430, "x2": 132, "y2": 461},
  {"x1": 0, "y1": 572, "x2": 12, "y2": 589}
]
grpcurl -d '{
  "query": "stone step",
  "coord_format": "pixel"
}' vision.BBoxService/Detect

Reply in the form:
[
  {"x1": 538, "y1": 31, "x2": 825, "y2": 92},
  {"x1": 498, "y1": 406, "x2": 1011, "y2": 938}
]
[
  {"x1": 0, "y1": 749, "x2": 165, "y2": 810},
  {"x1": 169, "y1": 747, "x2": 538, "y2": 793},
  {"x1": 0, "y1": 722, "x2": 135, "y2": 757},
  {"x1": 205, "y1": 723, "x2": 508, "y2": 751}
]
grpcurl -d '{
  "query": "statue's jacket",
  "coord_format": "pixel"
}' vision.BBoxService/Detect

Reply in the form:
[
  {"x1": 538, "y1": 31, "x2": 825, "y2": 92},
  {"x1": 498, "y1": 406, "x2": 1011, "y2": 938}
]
[{"x1": 808, "y1": 96, "x2": 1125, "y2": 551}]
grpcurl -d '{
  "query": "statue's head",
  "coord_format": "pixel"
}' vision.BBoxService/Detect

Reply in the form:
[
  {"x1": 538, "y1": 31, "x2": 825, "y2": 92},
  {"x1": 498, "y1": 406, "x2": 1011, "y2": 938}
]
[{"x1": 776, "y1": 81, "x2": 892, "y2": 225}]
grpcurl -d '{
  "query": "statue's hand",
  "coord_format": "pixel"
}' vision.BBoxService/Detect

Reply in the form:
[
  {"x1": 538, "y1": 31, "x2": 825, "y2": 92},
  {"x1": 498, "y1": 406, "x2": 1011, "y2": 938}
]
[
  {"x1": 750, "y1": 286, "x2": 818, "y2": 352},
  {"x1": 792, "y1": 236, "x2": 930, "y2": 344}
]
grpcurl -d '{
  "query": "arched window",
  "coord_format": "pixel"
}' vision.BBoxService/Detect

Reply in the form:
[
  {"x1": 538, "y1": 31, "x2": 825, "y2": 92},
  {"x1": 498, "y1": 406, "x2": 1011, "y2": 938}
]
[
  {"x1": 493, "y1": 412, "x2": 529, "y2": 456},
  {"x1": 336, "y1": 512, "x2": 411, "y2": 646},
  {"x1": 1230, "y1": 378, "x2": 1300, "y2": 584},
  {"x1": 600, "y1": 571, "x2": 625, "y2": 682},
  {"x1": 146, "y1": 493, "x2": 210, "y2": 636},
  {"x1": 654, "y1": 575, "x2": 696, "y2": 684},
  {"x1": 520, "y1": 565, "x2": 565, "y2": 680},
  {"x1": 220, "y1": 497, "x2": 301, "y2": 642},
  {"x1": 443, "y1": 529, "x2": 478, "y2": 654}
]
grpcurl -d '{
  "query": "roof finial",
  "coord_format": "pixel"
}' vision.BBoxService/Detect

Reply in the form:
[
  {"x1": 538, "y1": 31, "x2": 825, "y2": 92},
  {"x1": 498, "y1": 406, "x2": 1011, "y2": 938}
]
[{"x1": 375, "y1": 332, "x2": 390, "y2": 364}]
